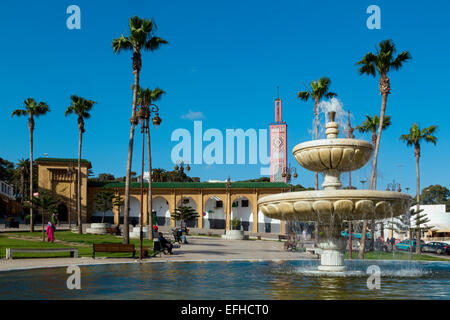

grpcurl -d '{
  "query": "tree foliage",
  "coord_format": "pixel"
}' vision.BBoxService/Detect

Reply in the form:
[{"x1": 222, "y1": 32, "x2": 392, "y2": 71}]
[
  {"x1": 420, "y1": 185, "x2": 450, "y2": 211},
  {"x1": 171, "y1": 206, "x2": 199, "y2": 224}
]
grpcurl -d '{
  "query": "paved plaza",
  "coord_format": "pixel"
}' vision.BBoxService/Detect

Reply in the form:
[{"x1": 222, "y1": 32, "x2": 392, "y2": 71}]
[{"x1": 0, "y1": 236, "x2": 312, "y2": 272}]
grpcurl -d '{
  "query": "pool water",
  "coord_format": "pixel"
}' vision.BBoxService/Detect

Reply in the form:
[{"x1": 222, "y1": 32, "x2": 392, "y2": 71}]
[{"x1": 0, "y1": 260, "x2": 449, "y2": 299}]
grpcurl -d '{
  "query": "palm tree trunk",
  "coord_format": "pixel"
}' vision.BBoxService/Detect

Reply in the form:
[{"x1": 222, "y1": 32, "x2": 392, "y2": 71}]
[
  {"x1": 314, "y1": 99, "x2": 319, "y2": 247},
  {"x1": 77, "y1": 130, "x2": 83, "y2": 234},
  {"x1": 358, "y1": 220, "x2": 368, "y2": 259},
  {"x1": 415, "y1": 145, "x2": 421, "y2": 254},
  {"x1": 28, "y1": 116, "x2": 34, "y2": 232},
  {"x1": 370, "y1": 218, "x2": 375, "y2": 251},
  {"x1": 147, "y1": 128, "x2": 153, "y2": 240},
  {"x1": 123, "y1": 55, "x2": 140, "y2": 244},
  {"x1": 369, "y1": 75, "x2": 389, "y2": 190}
]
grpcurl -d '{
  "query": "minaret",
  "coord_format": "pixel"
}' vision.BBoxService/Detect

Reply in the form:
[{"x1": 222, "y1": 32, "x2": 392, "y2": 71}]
[{"x1": 270, "y1": 87, "x2": 288, "y2": 182}]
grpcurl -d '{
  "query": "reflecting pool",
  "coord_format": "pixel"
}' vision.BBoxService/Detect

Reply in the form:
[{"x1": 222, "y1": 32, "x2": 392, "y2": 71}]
[{"x1": 0, "y1": 260, "x2": 449, "y2": 299}]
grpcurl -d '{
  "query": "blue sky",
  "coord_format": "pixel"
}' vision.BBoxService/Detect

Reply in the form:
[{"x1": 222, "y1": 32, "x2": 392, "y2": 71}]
[{"x1": 1, "y1": 0, "x2": 449, "y2": 193}]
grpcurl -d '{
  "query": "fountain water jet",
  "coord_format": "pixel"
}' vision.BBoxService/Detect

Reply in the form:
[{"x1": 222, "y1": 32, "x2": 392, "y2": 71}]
[{"x1": 258, "y1": 111, "x2": 412, "y2": 272}]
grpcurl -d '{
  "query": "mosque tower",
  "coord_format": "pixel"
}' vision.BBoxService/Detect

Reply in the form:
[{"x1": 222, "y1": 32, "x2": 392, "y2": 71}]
[{"x1": 270, "y1": 88, "x2": 287, "y2": 182}]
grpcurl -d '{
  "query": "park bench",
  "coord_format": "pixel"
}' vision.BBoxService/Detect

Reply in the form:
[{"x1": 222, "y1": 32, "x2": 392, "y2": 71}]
[
  {"x1": 92, "y1": 243, "x2": 136, "y2": 258},
  {"x1": 92, "y1": 243, "x2": 151, "y2": 258},
  {"x1": 6, "y1": 247, "x2": 78, "y2": 259}
]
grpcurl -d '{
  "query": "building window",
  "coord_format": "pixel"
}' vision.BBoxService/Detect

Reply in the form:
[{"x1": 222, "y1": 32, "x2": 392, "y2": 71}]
[
  {"x1": 241, "y1": 200, "x2": 249, "y2": 207},
  {"x1": 216, "y1": 200, "x2": 223, "y2": 208}
]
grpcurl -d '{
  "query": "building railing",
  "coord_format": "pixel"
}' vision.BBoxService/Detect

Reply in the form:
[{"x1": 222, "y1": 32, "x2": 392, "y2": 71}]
[{"x1": 0, "y1": 180, "x2": 15, "y2": 200}]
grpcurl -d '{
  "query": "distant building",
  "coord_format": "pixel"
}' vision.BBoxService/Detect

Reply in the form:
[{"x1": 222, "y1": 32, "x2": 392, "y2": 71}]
[
  {"x1": 35, "y1": 158, "x2": 291, "y2": 234},
  {"x1": 410, "y1": 204, "x2": 450, "y2": 239}
]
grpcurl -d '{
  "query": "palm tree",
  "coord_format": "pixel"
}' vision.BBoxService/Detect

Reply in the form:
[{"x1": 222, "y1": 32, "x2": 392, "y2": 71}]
[
  {"x1": 297, "y1": 77, "x2": 337, "y2": 246},
  {"x1": 93, "y1": 190, "x2": 115, "y2": 223},
  {"x1": 136, "y1": 87, "x2": 165, "y2": 240},
  {"x1": 400, "y1": 123, "x2": 438, "y2": 254},
  {"x1": 65, "y1": 95, "x2": 96, "y2": 234},
  {"x1": 112, "y1": 16, "x2": 168, "y2": 244},
  {"x1": 356, "y1": 39, "x2": 411, "y2": 190},
  {"x1": 12, "y1": 98, "x2": 50, "y2": 232},
  {"x1": 355, "y1": 114, "x2": 391, "y2": 253},
  {"x1": 151, "y1": 168, "x2": 166, "y2": 182}
]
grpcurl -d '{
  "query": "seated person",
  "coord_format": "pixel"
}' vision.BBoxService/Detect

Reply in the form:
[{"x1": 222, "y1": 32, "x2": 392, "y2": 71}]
[
  {"x1": 158, "y1": 232, "x2": 173, "y2": 254},
  {"x1": 178, "y1": 227, "x2": 188, "y2": 244}
]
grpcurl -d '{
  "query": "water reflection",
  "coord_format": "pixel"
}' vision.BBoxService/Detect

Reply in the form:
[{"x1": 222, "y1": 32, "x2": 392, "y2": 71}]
[{"x1": 0, "y1": 260, "x2": 449, "y2": 300}]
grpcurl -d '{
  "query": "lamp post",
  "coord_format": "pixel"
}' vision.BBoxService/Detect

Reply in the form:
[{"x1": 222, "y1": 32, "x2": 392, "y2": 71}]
[
  {"x1": 281, "y1": 164, "x2": 297, "y2": 233},
  {"x1": 67, "y1": 163, "x2": 75, "y2": 229},
  {"x1": 386, "y1": 180, "x2": 401, "y2": 192},
  {"x1": 281, "y1": 163, "x2": 298, "y2": 187},
  {"x1": 226, "y1": 177, "x2": 231, "y2": 231},
  {"x1": 345, "y1": 110, "x2": 355, "y2": 259},
  {"x1": 174, "y1": 161, "x2": 190, "y2": 229},
  {"x1": 137, "y1": 103, "x2": 161, "y2": 260}
]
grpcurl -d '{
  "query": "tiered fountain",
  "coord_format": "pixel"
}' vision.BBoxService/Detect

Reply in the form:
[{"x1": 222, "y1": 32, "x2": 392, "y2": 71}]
[{"x1": 258, "y1": 111, "x2": 412, "y2": 272}]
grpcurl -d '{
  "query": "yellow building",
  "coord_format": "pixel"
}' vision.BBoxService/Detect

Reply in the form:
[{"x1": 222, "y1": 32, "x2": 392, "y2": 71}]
[{"x1": 36, "y1": 158, "x2": 291, "y2": 234}]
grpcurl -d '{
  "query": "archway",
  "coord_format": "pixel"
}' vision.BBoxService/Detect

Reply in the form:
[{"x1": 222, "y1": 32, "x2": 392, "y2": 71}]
[
  {"x1": 231, "y1": 196, "x2": 253, "y2": 231},
  {"x1": 121, "y1": 197, "x2": 141, "y2": 226},
  {"x1": 91, "y1": 207, "x2": 114, "y2": 224},
  {"x1": 153, "y1": 196, "x2": 170, "y2": 226},
  {"x1": 258, "y1": 208, "x2": 281, "y2": 234},
  {"x1": 176, "y1": 196, "x2": 198, "y2": 228},
  {"x1": 203, "y1": 196, "x2": 225, "y2": 229},
  {"x1": 57, "y1": 203, "x2": 68, "y2": 222}
]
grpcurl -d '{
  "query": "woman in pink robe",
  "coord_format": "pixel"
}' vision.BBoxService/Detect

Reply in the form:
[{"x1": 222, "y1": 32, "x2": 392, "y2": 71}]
[{"x1": 46, "y1": 222, "x2": 55, "y2": 242}]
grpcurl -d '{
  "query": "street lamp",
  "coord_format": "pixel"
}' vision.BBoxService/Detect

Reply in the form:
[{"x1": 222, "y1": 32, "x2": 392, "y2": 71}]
[
  {"x1": 386, "y1": 179, "x2": 401, "y2": 192},
  {"x1": 281, "y1": 163, "x2": 298, "y2": 186},
  {"x1": 137, "y1": 103, "x2": 161, "y2": 260}
]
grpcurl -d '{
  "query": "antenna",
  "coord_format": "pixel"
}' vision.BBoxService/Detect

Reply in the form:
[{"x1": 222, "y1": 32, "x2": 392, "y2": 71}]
[{"x1": 277, "y1": 86, "x2": 279, "y2": 99}]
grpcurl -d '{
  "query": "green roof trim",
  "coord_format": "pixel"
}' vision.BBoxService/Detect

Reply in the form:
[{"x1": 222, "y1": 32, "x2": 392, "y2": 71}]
[
  {"x1": 35, "y1": 157, "x2": 90, "y2": 163},
  {"x1": 100, "y1": 181, "x2": 290, "y2": 189}
]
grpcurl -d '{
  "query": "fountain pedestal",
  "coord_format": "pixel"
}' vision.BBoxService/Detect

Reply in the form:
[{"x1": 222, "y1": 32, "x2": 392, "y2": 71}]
[{"x1": 318, "y1": 238, "x2": 347, "y2": 272}]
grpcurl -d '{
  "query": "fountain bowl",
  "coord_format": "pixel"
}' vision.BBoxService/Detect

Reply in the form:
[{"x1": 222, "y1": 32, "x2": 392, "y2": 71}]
[
  {"x1": 258, "y1": 189, "x2": 412, "y2": 222},
  {"x1": 293, "y1": 138, "x2": 373, "y2": 173}
]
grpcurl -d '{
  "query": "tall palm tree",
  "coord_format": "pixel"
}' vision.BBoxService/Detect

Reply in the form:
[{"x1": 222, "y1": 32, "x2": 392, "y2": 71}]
[
  {"x1": 65, "y1": 95, "x2": 96, "y2": 234},
  {"x1": 12, "y1": 98, "x2": 50, "y2": 232},
  {"x1": 356, "y1": 39, "x2": 411, "y2": 190},
  {"x1": 297, "y1": 77, "x2": 337, "y2": 246},
  {"x1": 112, "y1": 16, "x2": 168, "y2": 244},
  {"x1": 400, "y1": 123, "x2": 438, "y2": 254},
  {"x1": 355, "y1": 115, "x2": 391, "y2": 254},
  {"x1": 136, "y1": 87, "x2": 165, "y2": 240}
]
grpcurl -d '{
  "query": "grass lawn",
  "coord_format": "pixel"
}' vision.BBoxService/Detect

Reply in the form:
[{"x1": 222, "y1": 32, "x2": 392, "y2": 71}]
[
  {"x1": 0, "y1": 231, "x2": 154, "y2": 259},
  {"x1": 345, "y1": 250, "x2": 449, "y2": 261}
]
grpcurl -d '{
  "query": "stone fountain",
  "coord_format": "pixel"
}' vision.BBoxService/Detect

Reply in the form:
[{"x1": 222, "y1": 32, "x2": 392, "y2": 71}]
[{"x1": 258, "y1": 111, "x2": 412, "y2": 272}]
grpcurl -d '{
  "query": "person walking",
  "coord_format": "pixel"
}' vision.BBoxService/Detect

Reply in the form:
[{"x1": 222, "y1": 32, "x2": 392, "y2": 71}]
[{"x1": 46, "y1": 221, "x2": 55, "y2": 242}]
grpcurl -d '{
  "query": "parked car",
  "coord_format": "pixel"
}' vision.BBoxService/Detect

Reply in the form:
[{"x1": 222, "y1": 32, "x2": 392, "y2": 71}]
[
  {"x1": 395, "y1": 239, "x2": 425, "y2": 251},
  {"x1": 422, "y1": 242, "x2": 450, "y2": 255},
  {"x1": 341, "y1": 231, "x2": 371, "y2": 239}
]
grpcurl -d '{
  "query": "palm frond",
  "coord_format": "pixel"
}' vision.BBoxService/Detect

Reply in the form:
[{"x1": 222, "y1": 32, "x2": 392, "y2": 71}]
[{"x1": 297, "y1": 91, "x2": 310, "y2": 101}]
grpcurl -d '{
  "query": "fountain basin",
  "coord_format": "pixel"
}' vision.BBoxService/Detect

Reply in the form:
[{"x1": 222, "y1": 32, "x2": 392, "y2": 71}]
[
  {"x1": 258, "y1": 190, "x2": 412, "y2": 222},
  {"x1": 293, "y1": 138, "x2": 373, "y2": 173}
]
